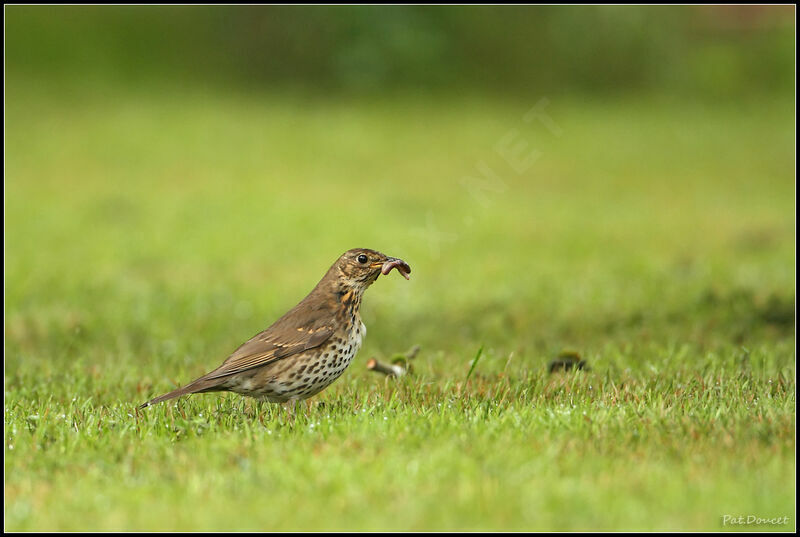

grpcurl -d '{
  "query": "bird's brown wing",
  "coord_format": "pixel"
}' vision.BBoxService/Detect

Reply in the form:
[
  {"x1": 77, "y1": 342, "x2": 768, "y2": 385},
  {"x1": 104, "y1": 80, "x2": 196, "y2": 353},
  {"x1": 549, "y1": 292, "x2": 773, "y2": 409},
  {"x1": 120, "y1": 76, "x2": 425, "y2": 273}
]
[{"x1": 200, "y1": 322, "x2": 334, "y2": 381}]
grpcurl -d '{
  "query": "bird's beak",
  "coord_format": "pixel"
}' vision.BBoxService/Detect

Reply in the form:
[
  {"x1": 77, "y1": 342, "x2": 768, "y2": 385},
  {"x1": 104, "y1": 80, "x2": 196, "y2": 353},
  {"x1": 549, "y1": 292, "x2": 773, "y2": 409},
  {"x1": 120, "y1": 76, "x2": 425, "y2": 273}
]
[{"x1": 376, "y1": 257, "x2": 411, "y2": 280}]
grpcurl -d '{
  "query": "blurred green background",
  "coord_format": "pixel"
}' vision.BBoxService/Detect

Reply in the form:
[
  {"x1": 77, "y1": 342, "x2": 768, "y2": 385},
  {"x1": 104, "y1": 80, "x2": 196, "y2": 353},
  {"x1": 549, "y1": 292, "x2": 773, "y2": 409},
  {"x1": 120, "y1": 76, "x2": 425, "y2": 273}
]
[
  {"x1": 5, "y1": 5, "x2": 795, "y2": 97},
  {"x1": 4, "y1": 5, "x2": 795, "y2": 532}
]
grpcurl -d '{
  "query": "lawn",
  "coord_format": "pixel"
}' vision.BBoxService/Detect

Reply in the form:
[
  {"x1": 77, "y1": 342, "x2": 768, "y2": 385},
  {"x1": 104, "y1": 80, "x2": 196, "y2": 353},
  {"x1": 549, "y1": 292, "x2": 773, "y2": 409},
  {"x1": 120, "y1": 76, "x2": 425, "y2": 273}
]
[{"x1": 4, "y1": 81, "x2": 795, "y2": 531}]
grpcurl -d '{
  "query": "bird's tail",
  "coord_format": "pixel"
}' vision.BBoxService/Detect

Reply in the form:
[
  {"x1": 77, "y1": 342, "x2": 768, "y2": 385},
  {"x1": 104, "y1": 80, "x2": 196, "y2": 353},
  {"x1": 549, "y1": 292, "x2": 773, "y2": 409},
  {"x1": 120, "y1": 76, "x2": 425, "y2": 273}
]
[{"x1": 138, "y1": 377, "x2": 223, "y2": 409}]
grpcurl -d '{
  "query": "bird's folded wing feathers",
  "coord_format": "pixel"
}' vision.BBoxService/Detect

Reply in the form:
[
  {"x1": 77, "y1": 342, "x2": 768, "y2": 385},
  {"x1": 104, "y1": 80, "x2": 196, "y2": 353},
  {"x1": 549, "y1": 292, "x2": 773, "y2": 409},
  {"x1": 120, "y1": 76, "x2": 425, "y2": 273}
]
[{"x1": 199, "y1": 323, "x2": 334, "y2": 381}]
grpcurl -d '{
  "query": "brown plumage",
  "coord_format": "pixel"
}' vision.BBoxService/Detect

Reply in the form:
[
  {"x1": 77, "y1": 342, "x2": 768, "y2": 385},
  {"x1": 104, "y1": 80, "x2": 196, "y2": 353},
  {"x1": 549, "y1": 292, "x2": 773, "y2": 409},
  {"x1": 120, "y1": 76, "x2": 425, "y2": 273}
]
[{"x1": 139, "y1": 248, "x2": 411, "y2": 409}]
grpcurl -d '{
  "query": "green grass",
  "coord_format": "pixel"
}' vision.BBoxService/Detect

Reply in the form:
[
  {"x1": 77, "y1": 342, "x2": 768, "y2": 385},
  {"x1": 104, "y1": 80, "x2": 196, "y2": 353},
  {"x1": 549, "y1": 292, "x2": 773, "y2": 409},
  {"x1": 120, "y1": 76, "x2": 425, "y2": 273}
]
[{"x1": 4, "y1": 81, "x2": 795, "y2": 531}]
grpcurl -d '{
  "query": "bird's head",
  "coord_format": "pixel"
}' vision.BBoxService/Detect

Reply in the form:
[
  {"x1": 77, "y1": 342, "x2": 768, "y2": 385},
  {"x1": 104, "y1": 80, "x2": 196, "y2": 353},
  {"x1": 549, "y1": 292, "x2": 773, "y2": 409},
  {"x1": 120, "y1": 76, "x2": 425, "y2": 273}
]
[{"x1": 330, "y1": 248, "x2": 411, "y2": 294}]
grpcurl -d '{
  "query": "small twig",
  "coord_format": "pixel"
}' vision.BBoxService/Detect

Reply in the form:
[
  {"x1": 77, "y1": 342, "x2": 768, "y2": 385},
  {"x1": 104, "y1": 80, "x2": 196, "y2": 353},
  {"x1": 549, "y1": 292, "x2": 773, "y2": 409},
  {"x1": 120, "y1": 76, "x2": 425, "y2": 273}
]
[
  {"x1": 366, "y1": 344, "x2": 421, "y2": 377},
  {"x1": 404, "y1": 344, "x2": 421, "y2": 360},
  {"x1": 367, "y1": 358, "x2": 407, "y2": 377}
]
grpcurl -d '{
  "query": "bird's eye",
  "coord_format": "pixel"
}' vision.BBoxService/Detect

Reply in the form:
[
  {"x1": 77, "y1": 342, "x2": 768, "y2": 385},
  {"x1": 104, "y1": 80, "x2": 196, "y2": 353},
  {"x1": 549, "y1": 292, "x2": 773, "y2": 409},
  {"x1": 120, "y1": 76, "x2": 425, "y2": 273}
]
[{"x1": 357, "y1": 254, "x2": 368, "y2": 264}]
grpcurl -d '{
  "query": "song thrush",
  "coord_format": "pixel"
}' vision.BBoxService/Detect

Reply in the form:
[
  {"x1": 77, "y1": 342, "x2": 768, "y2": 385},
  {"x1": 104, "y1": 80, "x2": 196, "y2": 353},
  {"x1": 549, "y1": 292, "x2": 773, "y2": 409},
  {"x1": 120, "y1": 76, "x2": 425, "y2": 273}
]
[{"x1": 139, "y1": 248, "x2": 411, "y2": 411}]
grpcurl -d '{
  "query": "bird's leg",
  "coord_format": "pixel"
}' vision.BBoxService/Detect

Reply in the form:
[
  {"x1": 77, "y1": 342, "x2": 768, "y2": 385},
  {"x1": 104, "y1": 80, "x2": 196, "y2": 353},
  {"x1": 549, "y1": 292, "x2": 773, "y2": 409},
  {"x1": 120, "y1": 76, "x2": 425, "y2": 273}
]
[{"x1": 282, "y1": 397, "x2": 300, "y2": 425}]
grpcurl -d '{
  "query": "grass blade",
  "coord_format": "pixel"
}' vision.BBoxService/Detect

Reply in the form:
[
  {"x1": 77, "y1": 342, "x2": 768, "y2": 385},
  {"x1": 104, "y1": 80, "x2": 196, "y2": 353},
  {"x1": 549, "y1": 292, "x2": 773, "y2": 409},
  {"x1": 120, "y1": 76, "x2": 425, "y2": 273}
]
[{"x1": 466, "y1": 345, "x2": 484, "y2": 382}]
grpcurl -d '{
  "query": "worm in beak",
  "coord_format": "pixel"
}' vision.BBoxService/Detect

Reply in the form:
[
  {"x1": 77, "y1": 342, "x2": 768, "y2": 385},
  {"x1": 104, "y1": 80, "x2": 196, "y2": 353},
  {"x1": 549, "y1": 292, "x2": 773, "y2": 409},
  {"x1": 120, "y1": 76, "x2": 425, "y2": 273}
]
[{"x1": 381, "y1": 257, "x2": 411, "y2": 280}]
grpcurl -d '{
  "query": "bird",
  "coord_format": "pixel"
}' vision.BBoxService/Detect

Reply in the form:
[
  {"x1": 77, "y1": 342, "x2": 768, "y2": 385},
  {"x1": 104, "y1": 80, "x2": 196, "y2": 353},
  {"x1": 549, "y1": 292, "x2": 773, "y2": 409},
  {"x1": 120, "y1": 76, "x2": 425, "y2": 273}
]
[{"x1": 138, "y1": 248, "x2": 411, "y2": 414}]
